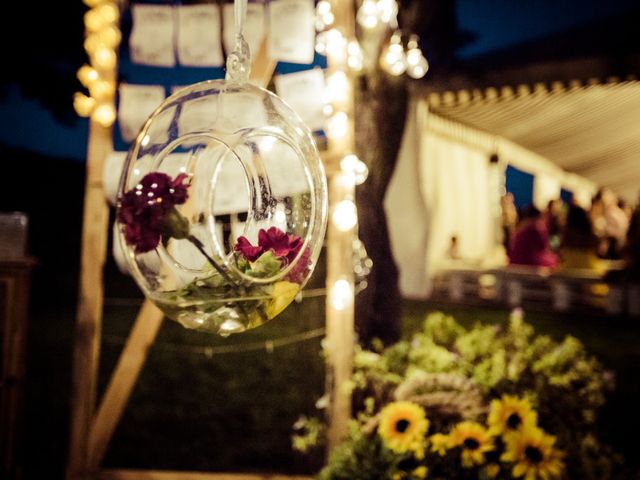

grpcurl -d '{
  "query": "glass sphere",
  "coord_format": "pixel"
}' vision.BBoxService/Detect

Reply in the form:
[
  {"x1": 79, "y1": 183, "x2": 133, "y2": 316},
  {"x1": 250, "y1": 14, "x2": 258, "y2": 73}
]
[{"x1": 116, "y1": 79, "x2": 328, "y2": 336}]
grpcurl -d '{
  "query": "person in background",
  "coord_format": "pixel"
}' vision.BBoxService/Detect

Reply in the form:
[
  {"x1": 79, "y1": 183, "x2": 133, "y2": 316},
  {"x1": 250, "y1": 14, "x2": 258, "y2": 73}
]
[
  {"x1": 501, "y1": 192, "x2": 518, "y2": 252},
  {"x1": 591, "y1": 188, "x2": 629, "y2": 259},
  {"x1": 447, "y1": 235, "x2": 459, "y2": 260},
  {"x1": 557, "y1": 204, "x2": 603, "y2": 272},
  {"x1": 544, "y1": 198, "x2": 564, "y2": 251},
  {"x1": 508, "y1": 205, "x2": 558, "y2": 268}
]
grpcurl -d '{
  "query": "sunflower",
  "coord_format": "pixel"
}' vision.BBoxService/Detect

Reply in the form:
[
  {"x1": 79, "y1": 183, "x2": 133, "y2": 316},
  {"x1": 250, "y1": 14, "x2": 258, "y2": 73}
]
[
  {"x1": 488, "y1": 395, "x2": 537, "y2": 435},
  {"x1": 429, "y1": 433, "x2": 449, "y2": 456},
  {"x1": 448, "y1": 421, "x2": 494, "y2": 468},
  {"x1": 501, "y1": 425, "x2": 565, "y2": 480},
  {"x1": 378, "y1": 401, "x2": 429, "y2": 456}
]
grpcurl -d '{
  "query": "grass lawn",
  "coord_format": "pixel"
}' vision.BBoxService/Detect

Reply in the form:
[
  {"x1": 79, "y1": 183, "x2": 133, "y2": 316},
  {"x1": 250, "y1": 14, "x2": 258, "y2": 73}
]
[{"x1": 21, "y1": 291, "x2": 640, "y2": 478}]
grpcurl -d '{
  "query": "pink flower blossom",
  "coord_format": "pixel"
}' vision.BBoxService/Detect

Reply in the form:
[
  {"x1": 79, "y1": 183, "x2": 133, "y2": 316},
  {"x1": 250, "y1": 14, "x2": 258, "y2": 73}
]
[{"x1": 234, "y1": 226, "x2": 305, "y2": 269}]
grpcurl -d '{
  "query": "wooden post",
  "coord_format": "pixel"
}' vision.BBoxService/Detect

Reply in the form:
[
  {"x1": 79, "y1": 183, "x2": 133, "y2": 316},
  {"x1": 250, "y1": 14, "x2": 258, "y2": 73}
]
[
  {"x1": 87, "y1": 300, "x2": 164, "y2": 469},
  {"x1": 324, "y1": 0, "x2": 357, "y2": 452},
  {"x1": 67, "y1": 120, "x2": 113, "y2": 480}
]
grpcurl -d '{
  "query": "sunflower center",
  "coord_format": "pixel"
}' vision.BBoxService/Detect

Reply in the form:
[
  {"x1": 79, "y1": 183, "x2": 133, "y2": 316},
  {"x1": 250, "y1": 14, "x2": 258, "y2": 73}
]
[
  {"x1": 506, "y1": 413, "x2": 522, "y2": 429},
  {"x1": 525, "y1": 446, "x2": 543, "y2": 464},
  {"x1": 463, "y1": 438, "x2": 480, "y2": 450},
  {"x1": 395, "y1": 419, "x2": 410, "y2": 433}
]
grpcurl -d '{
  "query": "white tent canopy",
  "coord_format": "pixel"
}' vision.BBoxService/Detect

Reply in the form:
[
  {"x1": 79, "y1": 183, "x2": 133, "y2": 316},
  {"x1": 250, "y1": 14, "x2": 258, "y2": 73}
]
[
  {"x1": 384, "y1": 97, "x2": 598, "y2": 299},
  {"x1": 427, "y1": 79, "x2": 640, "y2": 202}
]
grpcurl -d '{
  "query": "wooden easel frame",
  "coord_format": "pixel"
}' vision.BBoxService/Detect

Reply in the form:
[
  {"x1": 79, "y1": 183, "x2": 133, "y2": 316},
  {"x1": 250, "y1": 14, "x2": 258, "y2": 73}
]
[{"x1": 67, "y1": 4, "x2": 357, "y2": 476}]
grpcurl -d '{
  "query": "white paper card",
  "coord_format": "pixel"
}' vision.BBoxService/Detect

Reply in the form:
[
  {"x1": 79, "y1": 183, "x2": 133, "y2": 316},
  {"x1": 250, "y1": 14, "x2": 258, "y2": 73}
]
[
  {"x1": 103, "y1": 151, "x2": 127, "y2": 205},
  {"x1": 130, "y1": 5, "x2": 176, "y2": 67},
  {"x1": 268, "y1": 0, "x2": 315, "y2": 64},
  {"x1": 274, "y1": 68, "x2": 325, "y2": 131},
  {"x1": 223, "y1": 3, "x2": 266, "y2": 57},
  {"x1": 118, "y1": 83, "x2": 166, "y2": 143},
  {"x1": 177, "y1": 4, "x2": 224, "y2": 67}
]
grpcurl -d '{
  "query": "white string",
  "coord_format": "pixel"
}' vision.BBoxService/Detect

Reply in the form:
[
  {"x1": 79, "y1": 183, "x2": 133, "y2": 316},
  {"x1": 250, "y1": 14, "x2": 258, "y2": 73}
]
[
  {"x1": 235, "y1": 0, "x2": 248, "y2": 37},
  {"x1": 225, "y1": 0, "x2": 251, "y2": 82}
]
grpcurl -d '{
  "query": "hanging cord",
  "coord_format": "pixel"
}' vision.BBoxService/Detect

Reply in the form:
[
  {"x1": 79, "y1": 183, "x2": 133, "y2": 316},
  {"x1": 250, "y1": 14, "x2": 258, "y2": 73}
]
[{"x1": 225, "y1": 0, "x2": 251, "y2": 82}]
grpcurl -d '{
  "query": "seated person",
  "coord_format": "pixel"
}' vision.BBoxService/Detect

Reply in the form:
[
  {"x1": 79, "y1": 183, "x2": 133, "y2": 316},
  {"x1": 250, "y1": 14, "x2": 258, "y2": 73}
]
[
  {"x1": 557, "y1": 204, "x2": 604, "y2": 273},
  {"x1": 508, "y1": 205, "x2": 558, "y2": 268}
]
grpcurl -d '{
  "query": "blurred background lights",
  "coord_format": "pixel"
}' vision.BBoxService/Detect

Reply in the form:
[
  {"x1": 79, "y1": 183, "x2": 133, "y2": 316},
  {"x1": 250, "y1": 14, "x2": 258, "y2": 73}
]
[
  {"x1": 326, "y1": 111, "x2": 349, "y2": 140},
  {"x1": 357, "y1": 0, "x2": 379, "y2": 29},
  {"x1": 406, "y1": 34, "x2": 429, "y2": 79},
  {"x1": 340, "y1": 154, "x2": 369, "y2": 185},
  {"x1": 329, "y1": 278, "x2": 353, "y2": 310},
  {"x1": 381, "y1": 31, "x2": 407, "y2": 76},
  {"x1": 332, "y1": 199, "x2": 358, "y2": 231},
  {"x1": 347, "y1": 40, "x2": 364, "y2": 72},
  {"x1": 91, "y1": 103, "x2": 116, "y2": 127}
]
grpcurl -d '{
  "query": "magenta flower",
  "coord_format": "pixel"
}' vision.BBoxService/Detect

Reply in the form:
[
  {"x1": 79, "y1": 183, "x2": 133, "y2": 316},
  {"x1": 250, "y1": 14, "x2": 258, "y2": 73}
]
[
  {"x1": 234, "y1": 226, "x2": 304, "y2": 266},
  {"x1": 117, "y1": 172, "x2": 190, "y2": 253}
]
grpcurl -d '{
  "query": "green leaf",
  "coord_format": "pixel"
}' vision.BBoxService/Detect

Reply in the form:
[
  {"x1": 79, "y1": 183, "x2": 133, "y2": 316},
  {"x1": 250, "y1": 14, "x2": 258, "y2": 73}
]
[{"x1": 246, "y1": 251, "x2": 283, "y2": 278}]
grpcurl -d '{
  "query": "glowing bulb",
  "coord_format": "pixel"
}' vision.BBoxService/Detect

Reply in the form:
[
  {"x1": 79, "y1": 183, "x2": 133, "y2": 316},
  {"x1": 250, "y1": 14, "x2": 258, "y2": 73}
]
[
  {"x1": 405, "y1": 35, "x2": 428, "y2": 79},
  {"x1": 347, "y1": 40, "x2": 364, "y2": 72},
  {"x1": 84, "y1": 9, "x2": 105, "y2": 32},
  {"x1": 274, "y1": 208, "x2": 287, "y2": 224},
  {"x1": 332, "y1": 199, "x2": 357, "y2": 231},
  {"x1": 326, "y1": 112, "x2": 349, "y2": 140},
  {"x1": 95, "y1": 3, "x2": 119, "y2": 24},
  {"x1": 73, "y1": 92, "x2": 96, "y2": 117},
  {"x1": 322, "y1": 104, "x2": 334, "y2": 116},
  {"x1": 96, "y1": 25, "x2": 122, "y2": 48},
  {"x1": 92, "y1": 103, "x2": 116, "y2": 127},
  {"x1": 377, "y1": 0, "x2": 398, "y2": 24},
  {"x1": 326, "y1": 71, "x2": 349, "y2": 104},
  {"x1": 315, "y1": 31, "x2": 328, "y2": 55},
  {"x1": 92, "y1": 47, "x2": 117, "y2": 70},
  {"x1": 357, "y1": 0, "x2": 379, "y2": 29},
  {"x1": 381, "y1": 32, "x2": 406, "y2": 76},
  {"x1": 325, "y1": 29, "x2": 347, "y2": 63},
  {"x1": 316, "y1": 0, "x2": 331, "y2": 16},
  {"x1": 260, "y1": 136, "x2": 277, "y2": 152},
  {"x1": 330, "y1": 278, "x2": 353, "y2": 310},
  {"x1": 83, "y1": 0, "x2": 106, "y2": 6},
  {"x1": 77, "y1": 65, "x2": 99, "y2": 87},
  {"x1": 89, "y1": 80, "x2": 114, "y2": 100},
  {"x1": 340, "y1": 154, "x2": 369, "y2": 185}
]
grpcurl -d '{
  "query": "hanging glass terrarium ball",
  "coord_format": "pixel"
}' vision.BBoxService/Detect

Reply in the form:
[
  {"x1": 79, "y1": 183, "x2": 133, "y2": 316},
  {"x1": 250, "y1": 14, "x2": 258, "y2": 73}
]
[{"x1": 116, "y1": 79, "x2": 327, "y2": 336}]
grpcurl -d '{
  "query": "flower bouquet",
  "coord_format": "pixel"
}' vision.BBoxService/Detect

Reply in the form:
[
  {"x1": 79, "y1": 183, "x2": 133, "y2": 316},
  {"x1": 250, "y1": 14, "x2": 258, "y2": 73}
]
[
  {"x1": 294, "y1": 312, "x2": 625, "y2": 479},
  {"x1": 117, "y1": 171, "x2": 311, "y2": 336}
]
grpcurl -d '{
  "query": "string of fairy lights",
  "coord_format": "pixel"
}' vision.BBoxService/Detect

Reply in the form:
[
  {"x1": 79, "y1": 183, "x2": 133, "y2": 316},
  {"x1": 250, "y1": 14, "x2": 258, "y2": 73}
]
[{"x1": 74, "y1": 0, "x2": 120, "y2": 127}]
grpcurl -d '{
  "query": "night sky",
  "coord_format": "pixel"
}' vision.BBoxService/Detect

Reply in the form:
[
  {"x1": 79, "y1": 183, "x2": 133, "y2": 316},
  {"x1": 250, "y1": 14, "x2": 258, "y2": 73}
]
[{"x1": 0, "y1": 0, "x2": 638, "y2": 162}]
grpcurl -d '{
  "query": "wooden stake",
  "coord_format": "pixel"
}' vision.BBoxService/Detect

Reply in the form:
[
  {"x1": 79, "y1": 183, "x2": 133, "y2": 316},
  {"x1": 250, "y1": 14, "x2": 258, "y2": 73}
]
[{"x1": 88, "y1": 300, "x2": 164, "y2": 469}]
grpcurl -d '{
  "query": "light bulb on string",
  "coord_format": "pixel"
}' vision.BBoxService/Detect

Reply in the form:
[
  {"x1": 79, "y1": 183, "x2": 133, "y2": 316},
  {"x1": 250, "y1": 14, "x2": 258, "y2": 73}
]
[
  {"x1": 315, "y1": 30, "x2": 328, "y2": 55},
  {"x1": 406, "y1": 34, "x2": 429, "y2": 79},
  {"x1": 377, "y1": 0, "x2": 399, "y2": 24},
  {"x1": 89, "y1": 79, "x2": 115, "y2": 101},
  {"x1": 73, "y1": 92, "x2": 96, "y2": 117},
  {"x1": 325, "y1": 111, "x2": 349, "y2": 140},
  {"x1": 95, "y1": 3, "x2": 119, "y2": 24},
  {"x1": 92, "y1": 46, "x2": 117, "y2": 70},
  {"x1": 329, "y1": 278, "x2": 353, "y2": 311},
  {"x1": 315, "y1": 0, "x2": 333, "y2": 31},
  {"x1": 326, "y1": 71, "x2": 349, "y2": 105},
  {"x1": 347, "y1": 40, "x2": 364, "y2": 72},
  {"x1": 357, "y1": 0, "x2": 379, "y2": 29},
  {"x1": 332, "y1": 199, "x2": 358, "y2": 231},
  {"x1": 77, "y1": 64, "x2": 99, "y2": 87},
  {"x1": 83, "y1": 0, "x2": 107, "y2": 7},
  {"x1": 380, "y1": 31, "x2": 406, "y2": 76},
  {"x1": 324, "y1": 28, "x2": 347, "y2": 63},
  {"x1": 84, "y1": 9, "x2": 106, "y2": 32},
  {"x1": 91, "y1": 103, "x2": 116, "y2": 127},
  {"x1": 340, "y1": 154, "x2": 369, "y2": 185}
]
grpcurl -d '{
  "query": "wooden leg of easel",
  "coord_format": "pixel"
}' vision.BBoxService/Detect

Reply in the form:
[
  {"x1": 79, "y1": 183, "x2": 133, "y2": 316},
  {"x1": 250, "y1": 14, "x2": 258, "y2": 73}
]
[
  {"x1": 87, "y1": 300, "x2": 164, "y2": 469},
  {"x1": 67, "y1": 120, "x2": 112, "y2": 479},
  {"x1": 249, "y1": 35, "x2": 277, "y2": 87}
]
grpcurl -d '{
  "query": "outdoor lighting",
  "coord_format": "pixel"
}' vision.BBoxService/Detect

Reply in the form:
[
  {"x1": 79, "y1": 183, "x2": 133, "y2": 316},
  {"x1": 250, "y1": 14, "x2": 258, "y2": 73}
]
[
  {"x1": 325, "y1": 28, "x2": 347, "y2": 63},
  {"x1": 315, "y1": 1, "x2": 334, "y2": 31},
  {"x1": 380, "y1": 31, "x2": 406, "y2": 76},
  {"x1": 92, "y1": 103, "x2": 116, "y2": 127},
  {"x1": 315, "y1": 30, "x2": 328, "y2": 55},
  {"x1": 83, "y1": 0, "x2": 107, "y2": 6},
  {"x1": 95, "y1": 2, "x2": 119, "y2": 24},
  {"x1": 92, "y1": 46, "x2": 117, "y2": 70},
  {"x1": 332, "y1": 199, "x2": 358, "y2": 231},
  {"x1": 329, "y1": 278, "x2": 353, "y2": 310},
  {"x1": 326, "y1": 71, "x2": 349, "y2": 105},
  {"x1": 326, "y1": 111, "x2": 349, "y2": 140},
  {"x1": 73, "y1": 93, "x2": 96, "y2": 117},
  {"x1": 89, "y1": 25, "x2": 122, "y2": 49},
  {"x1": 406, "y1": 34, "x2": 429, "y2": 79},
  {"x1": 88, "y1": 80, "x2": 114, "y2": 100},
  {"x1": 357, "y1": 0, "x2": 379, "y2": 29},
  {"x1": 340, "y1": 154, "x2": 369, "y2": 185},
  {"x1": 77, "y1": 65, "x2": 99, "y2": 87},
  {"x1": 84, "y1": 9, "x2": 106, "y2": 32},
  {"x1": 347, "y1": 40, "x2": 364, "y2": 72},
  {"x1": 377, "y1": 0, "x2": 399, "y2": 24}
]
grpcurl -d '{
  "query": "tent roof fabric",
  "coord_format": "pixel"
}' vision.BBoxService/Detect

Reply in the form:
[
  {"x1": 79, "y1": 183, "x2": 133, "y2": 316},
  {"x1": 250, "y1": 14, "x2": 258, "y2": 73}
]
[{"x1": 427, "y1": 80, "x2": 640, "y2": 201}]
